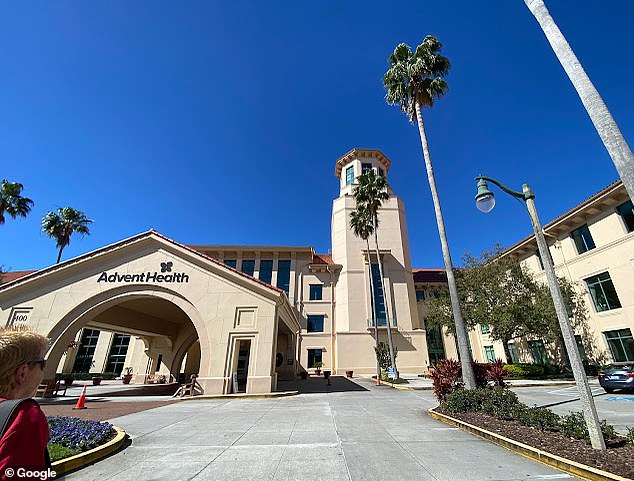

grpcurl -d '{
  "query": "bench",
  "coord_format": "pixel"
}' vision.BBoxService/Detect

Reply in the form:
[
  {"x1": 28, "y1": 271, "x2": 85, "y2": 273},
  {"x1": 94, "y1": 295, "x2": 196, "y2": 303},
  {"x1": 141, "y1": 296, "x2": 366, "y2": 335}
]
[{"x1": 35, "y1": 380, "x2": 67, "y2": 398}]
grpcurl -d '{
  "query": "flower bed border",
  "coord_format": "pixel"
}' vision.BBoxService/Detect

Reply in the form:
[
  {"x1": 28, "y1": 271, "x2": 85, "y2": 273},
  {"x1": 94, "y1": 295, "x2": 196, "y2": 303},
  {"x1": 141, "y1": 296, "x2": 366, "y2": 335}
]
[
  {"x1": 51, "y1": 426, "x2": 126, "y2": 476},
  {"x1": 428, "y1": 408, "x2": 628, "y2": 481}
]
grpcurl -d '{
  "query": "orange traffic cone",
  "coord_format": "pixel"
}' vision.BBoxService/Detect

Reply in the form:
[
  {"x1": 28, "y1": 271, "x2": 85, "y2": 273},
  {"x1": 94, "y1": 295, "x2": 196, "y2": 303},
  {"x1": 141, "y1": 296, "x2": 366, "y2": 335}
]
[{"x1": 73, "y1": 385, "x2": 87, "y2": 410}]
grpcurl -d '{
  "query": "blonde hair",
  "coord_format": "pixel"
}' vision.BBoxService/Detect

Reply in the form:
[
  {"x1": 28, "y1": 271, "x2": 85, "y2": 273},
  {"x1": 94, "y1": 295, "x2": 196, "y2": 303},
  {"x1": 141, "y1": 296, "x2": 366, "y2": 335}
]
[{"x1": 0, "y1": 326, "x2": 49, "y2": 397}]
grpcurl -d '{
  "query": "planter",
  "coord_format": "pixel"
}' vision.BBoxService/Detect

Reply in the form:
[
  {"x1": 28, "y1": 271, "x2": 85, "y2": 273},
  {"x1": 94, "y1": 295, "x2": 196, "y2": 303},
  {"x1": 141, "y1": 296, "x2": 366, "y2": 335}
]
[
  {"x1": 314, "y1": 369, "x2": 321, "y2": 376},
  {"x1": 63, "y1": 377, "x2": 74, "y2": 387},
  {"x1": 345, "y1": 370, "x2": 354, "y2": 378},
  {"x1": 92, "y1": 377, "x2": 102, "y2": 386},
  {"x1": 122, "y1": 374, "x2": 133, "y2": 385},
  {"x1": 299, "y1": 372, "x2": 308, "y2": 380},
  {"x1": 323, "y1": 370, "x2": 331, "y2": 379}
]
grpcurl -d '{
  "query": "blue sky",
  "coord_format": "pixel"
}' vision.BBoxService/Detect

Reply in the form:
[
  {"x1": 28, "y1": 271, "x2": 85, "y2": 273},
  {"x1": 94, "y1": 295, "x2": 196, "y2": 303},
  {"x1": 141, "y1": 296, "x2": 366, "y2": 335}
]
[{"x1": 1, "y1": 2, "x2": 633, "y2": 271}]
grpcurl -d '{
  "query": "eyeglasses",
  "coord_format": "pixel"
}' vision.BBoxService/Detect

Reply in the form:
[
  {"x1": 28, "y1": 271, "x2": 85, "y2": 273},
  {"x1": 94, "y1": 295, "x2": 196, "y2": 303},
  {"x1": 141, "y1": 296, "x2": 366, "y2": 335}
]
[{"x1": 27, "y1": 359, "x2": 47, "y2": 370}]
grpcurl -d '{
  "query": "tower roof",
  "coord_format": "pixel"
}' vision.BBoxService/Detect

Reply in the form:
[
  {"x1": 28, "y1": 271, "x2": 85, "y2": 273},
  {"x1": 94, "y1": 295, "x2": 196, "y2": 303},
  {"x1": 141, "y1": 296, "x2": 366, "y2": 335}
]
[{"x1": 334, "y1": 148, "x2": 392, "y2": 178}]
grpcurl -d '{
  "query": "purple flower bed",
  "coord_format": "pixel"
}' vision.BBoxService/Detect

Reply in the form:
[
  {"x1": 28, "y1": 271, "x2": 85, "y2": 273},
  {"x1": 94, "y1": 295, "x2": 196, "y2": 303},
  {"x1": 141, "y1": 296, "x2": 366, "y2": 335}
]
[{"x1": 47, "y1": 416, "x2": 116, "y2": 451}]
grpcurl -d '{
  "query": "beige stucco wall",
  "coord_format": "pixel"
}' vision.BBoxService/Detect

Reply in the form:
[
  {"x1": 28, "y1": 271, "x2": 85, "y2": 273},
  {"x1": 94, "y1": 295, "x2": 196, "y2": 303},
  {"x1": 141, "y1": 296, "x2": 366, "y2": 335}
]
[{"x1": 0, "y1": 234, "x2": 299, "y2": 394}]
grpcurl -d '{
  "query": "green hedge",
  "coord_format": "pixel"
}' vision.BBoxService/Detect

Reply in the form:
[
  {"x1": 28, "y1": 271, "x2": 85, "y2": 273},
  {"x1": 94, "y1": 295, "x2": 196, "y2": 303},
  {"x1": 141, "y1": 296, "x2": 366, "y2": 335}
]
[
  {"x1": 56, "y1": 372, "x2": 120, "y2": 381},
  {"x1": 502, "y1": 363, "x2": 545, "y2": 378}
]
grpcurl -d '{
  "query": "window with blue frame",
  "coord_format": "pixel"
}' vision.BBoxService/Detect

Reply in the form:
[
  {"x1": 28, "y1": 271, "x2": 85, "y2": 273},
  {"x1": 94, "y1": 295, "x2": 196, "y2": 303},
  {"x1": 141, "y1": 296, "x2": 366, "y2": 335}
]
[
  {"x1": 307, "y1": 315, "x2": 324, "y2": 332},
  {"x1": 225, "y1": 259, "x2": 237, "y2": 269},
  {"x1": 507, "y1": 342, "x2": 520, "y2": 364},
  {"x1": 571, "y1": 224, "x2": 595, "y2": 254},
  {"x1": 362, "y1": 163, "x2": 372, "y2": 175},
  {"x1": 528, "y1": 340, "x2": 548, "y2": 365},
  {"x1": 616, "y1": 200, "x2": 634, "y2": 233},
  {"x1": 241, "y1": 259, "x2": 255, "y2": 277},
  {"x1": 259, "y1": 260, "x2": 273, "y2": 284},
  {"x1": 585, "y1": 271, "x2": 621, "y2": 312},
  {"x1": 415, "y1": 290, "x2": 425, "y2": 302},
  {"x1": 309, "y1": 284, "x2": 323, "y2": 300},
  {"x1": 307, "y1": 349, "x2": 323, "y2": 368},
  {"x1": 484, "y1": 345, "x2": 496, "y2": 362},
  {"x1": 480, "y1": 325, "x2": 490, "y2": 334},
  {"x1": 371, "y1": 263, "x2": 387, "y2": 325},
  {"x1": 345, "y1": 166, "x2": 354, "y2": 185},
  {"x1": 277, "y1": 260, "x2": 291, "y2": 295},
  {"x1": 379, "y1": 168, "x2": 384, "y2": 177},
  {"x1": 604, "y1": 329, "x2": 634, "y2": 362}
]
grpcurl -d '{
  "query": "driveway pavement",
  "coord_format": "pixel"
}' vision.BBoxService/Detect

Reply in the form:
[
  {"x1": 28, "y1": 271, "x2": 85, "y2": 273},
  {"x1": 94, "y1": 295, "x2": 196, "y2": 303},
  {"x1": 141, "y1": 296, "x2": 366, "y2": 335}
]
[{"x1": 64, "y1": 379, "x2": 580, "y2": 481}]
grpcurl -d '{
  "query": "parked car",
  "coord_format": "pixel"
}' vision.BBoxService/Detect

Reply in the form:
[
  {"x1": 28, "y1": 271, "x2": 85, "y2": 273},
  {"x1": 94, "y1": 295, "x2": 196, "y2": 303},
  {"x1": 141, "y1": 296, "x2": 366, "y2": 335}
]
[{"x1": 598, "y1": 362, "x2": 634, "y2": 393}]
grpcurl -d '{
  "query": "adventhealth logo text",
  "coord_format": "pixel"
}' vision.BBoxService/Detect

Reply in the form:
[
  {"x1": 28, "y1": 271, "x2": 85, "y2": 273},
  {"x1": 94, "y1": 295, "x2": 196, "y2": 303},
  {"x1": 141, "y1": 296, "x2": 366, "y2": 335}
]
[{"x1": 97, "y1": 262, "x2": 189, "y2": 283}]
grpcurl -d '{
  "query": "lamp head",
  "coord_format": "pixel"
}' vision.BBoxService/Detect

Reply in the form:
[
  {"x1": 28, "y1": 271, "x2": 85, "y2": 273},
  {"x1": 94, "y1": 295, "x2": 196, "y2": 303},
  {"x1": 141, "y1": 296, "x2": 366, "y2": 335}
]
[{"x1": 475, "y1": 178, "x2": 495, "y2": 213}]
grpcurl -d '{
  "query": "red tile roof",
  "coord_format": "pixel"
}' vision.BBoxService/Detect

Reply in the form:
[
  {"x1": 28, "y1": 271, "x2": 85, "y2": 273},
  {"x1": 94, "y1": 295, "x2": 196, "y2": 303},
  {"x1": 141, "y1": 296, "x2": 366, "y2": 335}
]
[
  {"x1": 0, "y1": 270, "x2": 37, "y2": 284},
  {"x1": 412, "y1": 268, "x2": 447, "y2": 283},
  {"x1": 312, "y1": 253, "x2": 335, "y2": 265}
]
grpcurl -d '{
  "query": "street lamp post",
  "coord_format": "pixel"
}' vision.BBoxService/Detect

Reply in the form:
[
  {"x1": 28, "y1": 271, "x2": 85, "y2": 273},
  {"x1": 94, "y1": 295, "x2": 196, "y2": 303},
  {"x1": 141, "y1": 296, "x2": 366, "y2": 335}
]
[{"x1": 474, "y1": 176, "x2": 606, "y2": 451}]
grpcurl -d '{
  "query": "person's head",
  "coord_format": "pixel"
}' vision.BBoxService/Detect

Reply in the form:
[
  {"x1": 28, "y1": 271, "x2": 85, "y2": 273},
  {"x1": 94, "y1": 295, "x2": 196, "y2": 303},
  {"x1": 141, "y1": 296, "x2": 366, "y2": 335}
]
[{"x1": 0, "y1": 326, "x2": 50, "y2": 399}]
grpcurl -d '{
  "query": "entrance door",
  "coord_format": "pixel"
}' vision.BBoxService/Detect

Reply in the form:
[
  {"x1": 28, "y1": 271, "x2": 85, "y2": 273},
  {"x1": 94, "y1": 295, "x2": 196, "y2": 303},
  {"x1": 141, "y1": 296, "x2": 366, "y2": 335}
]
[{"x1": 236, "y1": 340, "x2": 251, "y2": 393}]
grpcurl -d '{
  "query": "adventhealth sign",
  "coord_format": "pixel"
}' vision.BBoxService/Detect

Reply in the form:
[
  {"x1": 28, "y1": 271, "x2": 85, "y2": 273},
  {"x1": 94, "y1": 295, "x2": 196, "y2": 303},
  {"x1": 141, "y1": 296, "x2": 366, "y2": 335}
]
[{"x1": 97, "y1": 262, "x2": 189, "y2": 284}]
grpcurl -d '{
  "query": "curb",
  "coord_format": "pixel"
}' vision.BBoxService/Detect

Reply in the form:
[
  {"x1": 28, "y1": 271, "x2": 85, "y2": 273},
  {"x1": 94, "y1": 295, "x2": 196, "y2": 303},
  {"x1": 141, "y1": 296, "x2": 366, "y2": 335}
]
[
  {"x1": 176, "y1": 390, "x2": 299, "y2": 401},
  {"x1": 379, "y1": 380, "x2": 432, "y2": 391},
  {"x1": 427, "y1": 408, "x2": 629, "y2": 481},
  {"x1": 51, "y1": 426, "x2": 126, "y2": 476}
]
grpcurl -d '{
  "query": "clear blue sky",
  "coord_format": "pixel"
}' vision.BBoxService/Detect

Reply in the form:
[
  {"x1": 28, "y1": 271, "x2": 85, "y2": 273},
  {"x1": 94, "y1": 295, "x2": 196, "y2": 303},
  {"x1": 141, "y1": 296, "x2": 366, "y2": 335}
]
[{"x1": 1, "y1": 2, "x2": 633, "y2": 271}]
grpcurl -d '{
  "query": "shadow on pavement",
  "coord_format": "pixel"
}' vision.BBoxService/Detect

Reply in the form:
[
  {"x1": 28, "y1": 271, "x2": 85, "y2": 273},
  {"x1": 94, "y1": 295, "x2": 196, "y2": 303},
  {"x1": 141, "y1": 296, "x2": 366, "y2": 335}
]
[{"x1": 277, "y1": 375, "x2": 369, "y2": 394}]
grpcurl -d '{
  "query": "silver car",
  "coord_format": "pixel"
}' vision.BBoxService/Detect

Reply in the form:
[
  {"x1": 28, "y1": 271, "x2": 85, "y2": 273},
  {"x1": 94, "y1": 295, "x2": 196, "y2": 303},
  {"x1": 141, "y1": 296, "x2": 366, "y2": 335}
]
[{"x1": 598, "y1": 362, "x2": 634, "y2": 393}]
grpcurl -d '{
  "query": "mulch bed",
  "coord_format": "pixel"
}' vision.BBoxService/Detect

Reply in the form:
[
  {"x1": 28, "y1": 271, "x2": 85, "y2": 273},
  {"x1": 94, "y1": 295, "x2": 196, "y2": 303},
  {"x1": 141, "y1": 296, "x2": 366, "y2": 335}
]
[
  {"x1": 41, "y1": 400, "x2": 177, "y2": 422},
  {"x1": 436, "y1": 408, "x2": 634, "y2": 479}
]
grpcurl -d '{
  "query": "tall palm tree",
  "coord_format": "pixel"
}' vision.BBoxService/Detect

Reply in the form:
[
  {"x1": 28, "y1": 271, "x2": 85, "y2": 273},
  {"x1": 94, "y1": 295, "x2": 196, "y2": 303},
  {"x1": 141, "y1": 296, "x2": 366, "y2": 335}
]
[
  {"x1": 524, "y1": 0, "x2": 634, "y2": 202},
  {"x1": 0, "y1": 179, "x2": 34, "y2": 225},
  {"x1": 350, "y1": 204, "x2": 381, "y2": 382},
  {"x1": 384, "y1": 36, "x2": 476, "y2": 388},
  {"x1": 352, "y1": 170, "x2": 397, "y2": 377},
  {"x1": 41, "y1": 207, "x2": 93, "y2": 264}
]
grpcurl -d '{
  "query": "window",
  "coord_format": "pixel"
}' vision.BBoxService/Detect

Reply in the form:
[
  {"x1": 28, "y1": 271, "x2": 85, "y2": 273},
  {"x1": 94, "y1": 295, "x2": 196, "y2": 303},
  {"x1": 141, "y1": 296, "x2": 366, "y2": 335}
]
[
  {"x1": 362, "y1": 163, "x2": 372, "y2": 175},
  {"x1": 616, "y1": 200, "x2": 634, "y2": 233},
  {"x1": 379, "y1": 168, "x2": 384, "y2": 177},
  {"x1": 528, "y1": 340, "x2": 548, "y2": 365},
  {"x1": 307, "y1": 349, "x2": 322, "y2": 368},
  {"x1": 604, "y1": 329, "x2": 634, "y2": 362},
  {"x1": 426, "y1": 325, "x2": 445, "y2": 364},
  {"x1": 277, "y1": 260, "x2": 291, "y2": 295},
  {"x1": 241, "y1": 259, "x2": 255, "y2": 276},
  {"x1": 415, "y1": 290, "x2": 425, "y2": 302},
  {"x1": 105, "y1": 334, "x2": 131, "y2": 374},
  {"x1": 507, "y1": 342, "x2": 520, "y2": 364},
  {"x1": 225, "y1": 259, "x2": 237, "y2": 269},
  {"x1": 371, "y1": 263, "x2": 387, "y2": 325},
  {"x1": 535, "y1": 248, "x2": 553, "y2": 270},
  {"x1": 345, "y1": 166, "x2": 354, "y2": 185},
  {"x1": 309, "y1": 284, "x2": 323, "y2": 300},
  {"x1": 480, "y1": 325, "x2": 490, "y2": 334},
  {"x1": 484, "y1": 345, "x2": 496, "y2": 362},
  {"x1": 571, "y1": 224, "x2": 595, "y2": 254},
  {"x1": 307, "y1": 315, "x2": 324, "y2": 332},
  {"x1": 585, "y1": 272, "x2": 621, "y2": 312},
  {"x1": 259, "y1": 260, "x2": 273, "y2": 284},
  {"x1": 72, "y1": 328, "x2": 101, "y2": 373}
]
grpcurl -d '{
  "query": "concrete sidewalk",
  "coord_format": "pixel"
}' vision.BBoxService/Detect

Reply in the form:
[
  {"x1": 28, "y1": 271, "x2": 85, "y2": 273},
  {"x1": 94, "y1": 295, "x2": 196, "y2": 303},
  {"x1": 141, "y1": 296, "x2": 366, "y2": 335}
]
[{"x1": 64, "y1": 380, "x2": 580, "y2": 481}]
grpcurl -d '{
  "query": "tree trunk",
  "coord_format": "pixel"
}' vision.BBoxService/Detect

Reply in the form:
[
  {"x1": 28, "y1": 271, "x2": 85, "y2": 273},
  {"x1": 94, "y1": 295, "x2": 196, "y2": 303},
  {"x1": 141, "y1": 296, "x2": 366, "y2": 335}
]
[
  {"x1": 373, "y1": 220, "x2": 397, "y2": 377},
  {"x1": 525, "y1": 0, "x2": 634, "y2": 202},
  {"x1": 415, "y1": 101, "x2": 476, "y2": 389},
  {"x1": 502, "y1": 339, "x2": 513, "y2": 364},
  {"x1": 56, "y1": 246, "x2": 64, "y2": 264},
  {"x1": 366, "y1": 237, "x2": 381, "y2": 382}
]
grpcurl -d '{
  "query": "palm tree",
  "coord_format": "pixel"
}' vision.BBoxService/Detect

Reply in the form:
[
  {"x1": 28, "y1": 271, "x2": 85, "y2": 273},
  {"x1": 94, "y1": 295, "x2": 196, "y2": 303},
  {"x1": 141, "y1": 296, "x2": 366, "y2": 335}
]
[
  {"x1": 352, "y1": 170, "x2": 397, "y2": 378},
  {"x1": 524, "y1": 0, "x2": 634, "y2": 202},
  {"x1": 41, "y1": 207, "x2": 93, "y2": 264},
  {"x1": 350, "y1": 204, "x2": 381, "y2": 382},
  {"x1": 384, "y1": 36, "x2": 476, "y2": 388},
  {"x1": 0, "y1": 179, "x2": 34, "y2": 225}
]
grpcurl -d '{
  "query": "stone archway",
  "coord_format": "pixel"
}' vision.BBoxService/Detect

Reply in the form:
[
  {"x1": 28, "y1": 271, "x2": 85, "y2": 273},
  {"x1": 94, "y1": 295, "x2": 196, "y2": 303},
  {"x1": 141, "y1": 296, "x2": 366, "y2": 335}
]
[{"x1": 42, "y1": 285, "x2": 209, "y2": 385}]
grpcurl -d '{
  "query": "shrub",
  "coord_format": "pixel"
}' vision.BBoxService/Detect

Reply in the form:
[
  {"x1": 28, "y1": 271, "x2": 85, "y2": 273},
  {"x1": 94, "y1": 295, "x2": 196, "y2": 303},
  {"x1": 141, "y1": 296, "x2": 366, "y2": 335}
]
[
  {"x1": 442, "y1": 388, "x2": 486, "y2": 413},
  {"x1": 374, "y1": 342, "x2": 398, "y2": 371},
  {"x1": 480, "y1": 388, "x2": 520, "y2": 418},
  {"x1": 471, "y1": 361, "x2": 489, "y2": 388},
  {"x1": 542, "y1": 364, "x2": 562, "y2": 376},
  {"x1": 503, "y1": 363, "x2": 544, "y2": 379},
  {"x1": 626, "y1": 426, "x2": 634, "y2": 445},
  {"x1": 430, "y1": 359, "x2": 463, "y2": 402},
  {"x1": 558, "y1": 412, "x2": 617, "y2": 441},
  {"x1": 514, "y1": 406, "x2": 560, "y2": 431},
  {"x1": 487, "y1": 359, "x2": 506, "y2": 387},
  {"x1": 48, "y1": 417, "x2": 115, "y2": 451}
]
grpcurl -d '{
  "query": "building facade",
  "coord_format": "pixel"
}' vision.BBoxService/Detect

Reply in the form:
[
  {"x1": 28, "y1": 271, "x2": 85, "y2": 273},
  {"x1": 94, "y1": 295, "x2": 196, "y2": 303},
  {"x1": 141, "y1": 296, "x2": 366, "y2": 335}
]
[{"x1": 0, "y1": 148, "x2": 441, "y2": 394}]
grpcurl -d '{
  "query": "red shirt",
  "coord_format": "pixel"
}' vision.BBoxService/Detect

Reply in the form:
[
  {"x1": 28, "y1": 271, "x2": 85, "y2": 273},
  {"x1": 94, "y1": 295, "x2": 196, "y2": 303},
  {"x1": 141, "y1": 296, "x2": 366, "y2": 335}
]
[{"x1": 0, "y1": 399, "x2": 50, "y2": 481}]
